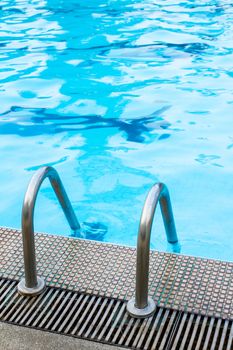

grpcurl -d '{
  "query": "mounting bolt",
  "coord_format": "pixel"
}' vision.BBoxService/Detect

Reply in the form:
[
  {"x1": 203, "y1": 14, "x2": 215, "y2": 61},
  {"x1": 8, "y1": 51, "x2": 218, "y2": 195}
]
[
  {"x1": 17, "y1": 276, "x2": 45, "y2": 296},
  {"x1": 127, "y1": 297, "x2": 156, "y2": 318}
]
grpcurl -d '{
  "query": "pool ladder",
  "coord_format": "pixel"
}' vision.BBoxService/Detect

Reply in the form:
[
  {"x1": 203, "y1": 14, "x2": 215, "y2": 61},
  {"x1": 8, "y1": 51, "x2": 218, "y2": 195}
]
[
  {"x1": 17, "y1": 166, "x2": 178, "y2": 319},
  {"x1": 17, "y1": 166, "x2": 80, "y2": 296}
]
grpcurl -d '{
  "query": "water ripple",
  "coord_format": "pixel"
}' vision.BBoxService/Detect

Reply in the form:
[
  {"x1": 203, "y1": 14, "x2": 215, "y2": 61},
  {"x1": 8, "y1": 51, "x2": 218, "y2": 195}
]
[{"x1": 0, "y1": 0, "x2": 233, "y2": 260}]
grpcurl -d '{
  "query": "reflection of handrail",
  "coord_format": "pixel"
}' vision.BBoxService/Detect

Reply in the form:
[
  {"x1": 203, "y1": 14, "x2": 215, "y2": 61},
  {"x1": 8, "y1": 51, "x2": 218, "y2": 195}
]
[
  {"x1": 127, "y1": 183, "x2": 178, "y2": 318},
  {"x1": 18, "y1": 166, "x2": 80, "y2": 296}
]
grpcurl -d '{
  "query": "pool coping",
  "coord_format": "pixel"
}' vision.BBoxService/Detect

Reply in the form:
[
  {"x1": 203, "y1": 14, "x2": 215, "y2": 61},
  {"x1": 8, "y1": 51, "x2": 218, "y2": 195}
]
[{"x1": 1, "y1": 227, "x2": 233, "y2": 320}]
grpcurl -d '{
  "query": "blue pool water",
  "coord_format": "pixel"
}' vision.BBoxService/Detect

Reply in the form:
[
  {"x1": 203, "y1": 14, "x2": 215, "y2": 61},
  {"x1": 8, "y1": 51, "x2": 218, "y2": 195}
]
[{"x1": 1, "y1": 0, "x2": 233, "y2": 261}]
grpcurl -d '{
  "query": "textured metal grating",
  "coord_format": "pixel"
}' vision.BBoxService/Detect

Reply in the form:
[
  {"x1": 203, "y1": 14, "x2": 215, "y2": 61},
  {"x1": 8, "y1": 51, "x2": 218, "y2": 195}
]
[
  {"x1": 170, "y1": 313, "x2": 233, "y2": 350},
  {"x1": 1, "y1": 227, "x2": 233, "y2": 320},
  {"x1": 0, "y1": 278, "x2": 232, "y2": 350}
]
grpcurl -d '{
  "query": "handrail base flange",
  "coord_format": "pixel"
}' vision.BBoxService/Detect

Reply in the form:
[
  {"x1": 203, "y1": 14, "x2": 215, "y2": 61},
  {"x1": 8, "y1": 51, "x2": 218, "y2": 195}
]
[
  {"x1": 17, "y1": 276, "x2": 45, "y2": 296},
  {"x1": 127, "y1": 297, "x2": 156, "y2": 318}
]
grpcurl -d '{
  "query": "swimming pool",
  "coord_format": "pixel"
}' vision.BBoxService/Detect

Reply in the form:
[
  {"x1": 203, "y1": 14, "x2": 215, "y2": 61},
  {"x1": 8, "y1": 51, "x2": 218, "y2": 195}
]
[{"x1": 1, "y1": 0, "x2": 233, "y2": 261}]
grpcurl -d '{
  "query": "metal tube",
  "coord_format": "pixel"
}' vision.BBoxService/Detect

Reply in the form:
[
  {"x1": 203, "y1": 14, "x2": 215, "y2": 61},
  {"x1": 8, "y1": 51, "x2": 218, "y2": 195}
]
[
  {"x1": 127, "y1": 183, "x2": 178, "y2": 318},
  {"x1": 18, "y1": 166, "x2": 80, "y2": 296}
]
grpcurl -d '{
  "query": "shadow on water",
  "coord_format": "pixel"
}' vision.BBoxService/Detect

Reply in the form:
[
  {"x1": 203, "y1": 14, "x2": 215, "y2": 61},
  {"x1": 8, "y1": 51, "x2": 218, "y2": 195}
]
[{"x1": 0, "y1": 105, "x2": 171, "y2": 143}]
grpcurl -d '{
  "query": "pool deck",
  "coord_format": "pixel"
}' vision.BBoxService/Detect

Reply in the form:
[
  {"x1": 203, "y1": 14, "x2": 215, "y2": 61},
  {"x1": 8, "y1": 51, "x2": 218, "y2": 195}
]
[
  {"x1": 0, "y1": 322, "x2": 122, "y2": 350},
  {"x1": 1, "y1": 227, "x2": 233, "y2": 320}
]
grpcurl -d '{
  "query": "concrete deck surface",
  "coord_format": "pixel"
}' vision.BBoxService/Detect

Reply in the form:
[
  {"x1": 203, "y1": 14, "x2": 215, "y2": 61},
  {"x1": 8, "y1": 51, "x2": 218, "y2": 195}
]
[{"x1": 0, "y1": 322, "x2": 123, "y2": 350}]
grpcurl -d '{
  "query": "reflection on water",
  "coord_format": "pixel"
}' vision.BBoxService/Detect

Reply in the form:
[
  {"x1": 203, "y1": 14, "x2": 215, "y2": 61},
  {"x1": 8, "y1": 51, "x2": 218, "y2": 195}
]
[
  {"x1": 79, "y1": 221, "x2": 108, "y2": 241},
  {"x1": 0, "y1": 0, "x2": 233, "y2": 261}
]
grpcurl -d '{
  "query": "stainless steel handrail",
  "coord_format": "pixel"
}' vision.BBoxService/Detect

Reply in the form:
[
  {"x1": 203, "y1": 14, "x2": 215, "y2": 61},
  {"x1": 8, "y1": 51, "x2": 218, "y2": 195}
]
[
  {"x1": 18, "y1": 166, "x2": 80, "y2": 296},
  {"x1": 127, "y1": 183, "x2": 178, "y2": 318}
]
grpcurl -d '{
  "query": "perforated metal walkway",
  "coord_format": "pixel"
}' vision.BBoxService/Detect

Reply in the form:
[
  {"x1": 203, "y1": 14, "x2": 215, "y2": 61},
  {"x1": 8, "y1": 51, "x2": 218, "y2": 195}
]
[{"x1": 1, "y1": 227, "x2": 233, "y2": 320}]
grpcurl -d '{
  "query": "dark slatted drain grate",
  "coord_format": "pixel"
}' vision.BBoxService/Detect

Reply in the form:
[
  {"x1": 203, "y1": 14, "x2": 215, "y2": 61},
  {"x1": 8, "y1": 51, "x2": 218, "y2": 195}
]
[{"x1": 0, "y1": 278, "x2": 232, "y2": 349}]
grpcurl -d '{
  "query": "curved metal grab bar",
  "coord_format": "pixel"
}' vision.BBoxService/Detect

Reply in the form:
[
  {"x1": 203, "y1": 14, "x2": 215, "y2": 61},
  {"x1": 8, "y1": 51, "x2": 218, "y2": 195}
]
[
  {"x1": 18, "y1": 166, "x2": 80, "y2": 296},
  {"x1": 127, "y1": 183, "x2": 178, "y2": 318}
]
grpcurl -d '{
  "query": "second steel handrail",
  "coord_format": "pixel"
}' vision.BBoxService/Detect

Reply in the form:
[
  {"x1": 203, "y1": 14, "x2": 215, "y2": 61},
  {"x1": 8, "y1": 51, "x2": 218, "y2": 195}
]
[
  {"x1": 127, "y1": 182, "x2": 178, "y2": 318},
  {"x1": 18, "y1": 166, "x2": 80, "y2": 296}
]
